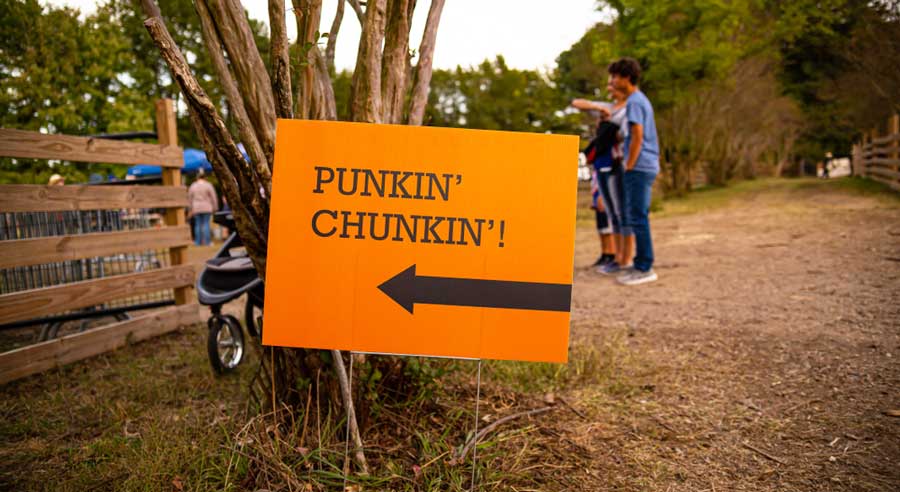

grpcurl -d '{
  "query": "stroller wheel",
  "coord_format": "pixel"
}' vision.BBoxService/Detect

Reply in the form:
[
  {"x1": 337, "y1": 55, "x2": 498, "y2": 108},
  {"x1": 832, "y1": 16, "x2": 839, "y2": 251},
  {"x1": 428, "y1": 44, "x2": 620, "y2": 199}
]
[{"x1": 207, "y1": 315, "x2": 245, "y2": 374}]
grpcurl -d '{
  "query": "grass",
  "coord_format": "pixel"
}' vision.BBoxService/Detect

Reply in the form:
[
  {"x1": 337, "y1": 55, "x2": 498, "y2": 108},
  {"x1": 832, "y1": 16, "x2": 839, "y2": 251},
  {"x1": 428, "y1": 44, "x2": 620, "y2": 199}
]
[
  {"x1": 0, "y1": 321, "x2": 646, "y2": 491},
  {"x1": 3, "y1": 175, "x2": 897, "y2": 491},
  {"x1": 0, "y1": 327, "x2": 254, "y2": 491},
  {"x1": 654, "y1": 176, "x2": 900, "y2": 218},
  {"x1": 578, "y1": 176, "x2": 899, "y2": 225}
]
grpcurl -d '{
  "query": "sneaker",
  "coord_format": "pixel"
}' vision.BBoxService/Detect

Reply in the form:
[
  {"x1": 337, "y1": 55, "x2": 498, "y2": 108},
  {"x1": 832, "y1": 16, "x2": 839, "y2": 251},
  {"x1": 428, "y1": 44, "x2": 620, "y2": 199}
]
[
  {"x1": 596, "y1": 261, "x2": 621, "y2": 275},
  {"x1": 617, "y1": 269, "x2": 658, "y2": 286},
  {"x1": 592, "y1": 254, "x2": 612, "y2": 267}
]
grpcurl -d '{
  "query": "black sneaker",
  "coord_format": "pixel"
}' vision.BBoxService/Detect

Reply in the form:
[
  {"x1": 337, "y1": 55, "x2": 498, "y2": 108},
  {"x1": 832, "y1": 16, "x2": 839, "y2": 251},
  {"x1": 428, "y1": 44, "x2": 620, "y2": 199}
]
[{"x1": 592, "y1": 254, "x2": 612, "y2": 267}]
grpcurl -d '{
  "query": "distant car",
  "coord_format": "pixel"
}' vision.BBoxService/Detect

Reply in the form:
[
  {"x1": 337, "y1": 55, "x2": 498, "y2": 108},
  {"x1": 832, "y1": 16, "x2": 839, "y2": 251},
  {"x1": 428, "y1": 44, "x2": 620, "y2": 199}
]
[{"x1": 828, "y1": 157, "x2": 851, "y2": 178}]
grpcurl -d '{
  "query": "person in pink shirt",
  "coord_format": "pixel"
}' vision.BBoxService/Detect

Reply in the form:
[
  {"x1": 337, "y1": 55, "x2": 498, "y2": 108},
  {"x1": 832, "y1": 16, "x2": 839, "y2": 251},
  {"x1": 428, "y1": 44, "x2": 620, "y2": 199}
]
[{"x1": 187, "y1": 170, "x2": 218, "y2": 246}]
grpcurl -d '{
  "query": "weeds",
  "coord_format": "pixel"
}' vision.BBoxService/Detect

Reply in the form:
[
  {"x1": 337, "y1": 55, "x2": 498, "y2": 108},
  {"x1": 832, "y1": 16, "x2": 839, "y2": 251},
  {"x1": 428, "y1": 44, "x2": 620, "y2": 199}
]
[{"x1": 0, "y1": 323, "x2": 629, "y2": 491}]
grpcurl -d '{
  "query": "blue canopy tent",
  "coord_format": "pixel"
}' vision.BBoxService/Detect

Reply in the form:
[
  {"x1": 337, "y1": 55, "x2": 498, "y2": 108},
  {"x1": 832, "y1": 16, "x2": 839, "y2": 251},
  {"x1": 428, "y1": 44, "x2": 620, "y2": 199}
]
[{"x1": 126, "y1": 146, "x2": 249, "y2": 177}]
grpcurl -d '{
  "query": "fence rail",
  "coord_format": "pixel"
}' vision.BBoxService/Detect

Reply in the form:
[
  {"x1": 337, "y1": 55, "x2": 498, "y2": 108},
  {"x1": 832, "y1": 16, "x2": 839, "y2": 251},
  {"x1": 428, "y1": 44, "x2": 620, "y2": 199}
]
[
  {"x1": 853, "y1": 113, "x2": 900, "y2": 192},
  {"x1": 0, "y1": 128, "x2": 183, "y2": 167},
  {"x1": 0, "y1": 226, "x2": 190, "y2": 269},
  {"x1": 0, "y1": 184, "x2": 188, "y2": 212},
  {"x1": 0, "y1": 99, "x2": 200, "y2": 384}
]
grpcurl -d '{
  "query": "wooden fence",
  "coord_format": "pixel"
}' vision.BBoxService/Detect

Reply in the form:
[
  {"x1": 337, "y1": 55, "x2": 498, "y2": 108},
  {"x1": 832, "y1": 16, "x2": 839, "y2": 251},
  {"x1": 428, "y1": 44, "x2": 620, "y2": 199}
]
[
  {"x1": 0, "y1": 99, "x2": 201, "y2": 384},
  {"x1": 853, "y1": 113, "x2": 900, "y2": 192}
]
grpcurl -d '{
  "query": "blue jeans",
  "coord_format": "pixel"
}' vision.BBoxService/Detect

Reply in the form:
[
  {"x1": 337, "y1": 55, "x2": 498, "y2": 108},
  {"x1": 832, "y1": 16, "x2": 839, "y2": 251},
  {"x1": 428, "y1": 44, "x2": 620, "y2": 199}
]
[
  {"x1": 622, "y1": 170, "x2": 656, "y2": 272},
  {"x1": 597, "y1": 163, "x2": 624, "y2": 234},
  {"x1": 193, "y1": 213, "x2": 211, "y2": 245}
]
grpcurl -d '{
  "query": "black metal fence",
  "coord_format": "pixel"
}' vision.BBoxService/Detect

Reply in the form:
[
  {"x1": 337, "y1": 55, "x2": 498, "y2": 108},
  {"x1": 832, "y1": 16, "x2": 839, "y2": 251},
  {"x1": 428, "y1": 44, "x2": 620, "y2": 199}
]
[{"x1": 0, "y1": 208, "x2": 175, "y2": 343}]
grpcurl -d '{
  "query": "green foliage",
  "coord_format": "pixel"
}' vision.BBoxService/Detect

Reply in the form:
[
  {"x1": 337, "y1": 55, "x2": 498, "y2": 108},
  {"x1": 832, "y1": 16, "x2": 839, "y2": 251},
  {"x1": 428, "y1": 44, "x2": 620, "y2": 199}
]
[
  {"x1": 590, "y1": 0, "x2": 759, "y2": 109},
  {"x1": 554, "y1": 0, "x2": 899, "y2": 192},
  {"x1": 0, "y1": 0, "x2": 272, "y2": 184},
  {"x1": 555, "y1": 24, "x2": 615, "y2": 99},
  {"x1": 0, "y1": 0, "x2": 151, "y2": 182},
  {"x1": 773, "y1": 0, "x2": 900, "y2": 162},
  {"x1": 0, "y1": 0, "x2": 150, "y2": 135},
  {"x1": 425, "y1": 56, "x2": 582, "y2": 134}
]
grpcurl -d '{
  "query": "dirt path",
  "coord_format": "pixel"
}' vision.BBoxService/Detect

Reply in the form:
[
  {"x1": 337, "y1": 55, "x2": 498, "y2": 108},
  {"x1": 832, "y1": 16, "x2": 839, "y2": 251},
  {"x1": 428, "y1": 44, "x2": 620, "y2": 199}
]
[
  {"x1": 562, "y1": 179, "x2": 900, "y2": 491},
  {"x1": 2, "y1": 178, "x2": 898, "y2": 491}
]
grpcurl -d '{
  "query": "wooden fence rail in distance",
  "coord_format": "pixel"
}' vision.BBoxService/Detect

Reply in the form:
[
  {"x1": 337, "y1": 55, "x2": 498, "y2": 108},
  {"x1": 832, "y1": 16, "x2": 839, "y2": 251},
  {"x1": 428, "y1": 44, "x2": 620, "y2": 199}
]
[
  {"x1": 0, "y1": 99, "x2": 200, "y2": 384},
  {"x1": 853, "y1": 113, "x2": 900, "y2": 192}
]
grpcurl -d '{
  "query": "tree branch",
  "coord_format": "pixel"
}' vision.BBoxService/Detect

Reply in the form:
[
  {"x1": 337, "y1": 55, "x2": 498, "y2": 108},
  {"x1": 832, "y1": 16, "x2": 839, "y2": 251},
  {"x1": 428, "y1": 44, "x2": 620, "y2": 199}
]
[
  {"x1": 407, "y1": 0, "x2": 444, "y2": 125},
  {"x1": 141, "y1": 7, "x2": 269, "y2": 277},
  {"x1": 291, "y1": 0, "x2": 323, "y2": 119},
  {"x1": 331, "y1": 350, "x2": 369, "y2": 475},
  {"x1": 190, "y1": 111, "x2": 268, "y2": 277},
  {"x1": 350, "y1": 0, "x2": 387, "y2": 122},
  {"x1": 325, "y1": 0, "x2": 345, "y2": 74},
  {"x1": 195, "y1": 0, "x2": 271, "y2": 195},
  {"x1": 204, "y1": 0, "x2": 277, "y2": 163},
  {"x1": 348, "y1": 0, "x2": 365, "y2": 24},
  {"x1": 311, "y1": 47, "x2": 338, "y2": 120},
  {"x1": 269, "y1": 0, "x2": 294, "y2": 118}
]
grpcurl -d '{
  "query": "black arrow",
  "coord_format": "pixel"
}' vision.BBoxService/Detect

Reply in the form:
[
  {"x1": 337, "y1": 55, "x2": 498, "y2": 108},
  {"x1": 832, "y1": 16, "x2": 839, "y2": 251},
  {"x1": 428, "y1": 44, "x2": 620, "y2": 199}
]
[{"x1": 377, "y1": 264, "x2": 572, "y2": 314}]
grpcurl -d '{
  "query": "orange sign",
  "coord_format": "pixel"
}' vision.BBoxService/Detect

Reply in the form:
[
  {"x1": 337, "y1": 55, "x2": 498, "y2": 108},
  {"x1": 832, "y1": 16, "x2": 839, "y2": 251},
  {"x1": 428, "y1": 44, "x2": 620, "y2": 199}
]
[{"x1": 263, "y1": 120, "x2": 578, "y2": 362}]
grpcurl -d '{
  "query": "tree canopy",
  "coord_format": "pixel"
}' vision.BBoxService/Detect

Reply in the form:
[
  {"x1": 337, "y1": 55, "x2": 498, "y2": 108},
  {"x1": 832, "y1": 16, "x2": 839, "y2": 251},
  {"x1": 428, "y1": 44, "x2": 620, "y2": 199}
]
[
  {"x1": 2, "y1": 0, "x2": 898, "y2": 189},
  {"x1": 553, "y1": 0, "x2": 899, "y2": 190}
]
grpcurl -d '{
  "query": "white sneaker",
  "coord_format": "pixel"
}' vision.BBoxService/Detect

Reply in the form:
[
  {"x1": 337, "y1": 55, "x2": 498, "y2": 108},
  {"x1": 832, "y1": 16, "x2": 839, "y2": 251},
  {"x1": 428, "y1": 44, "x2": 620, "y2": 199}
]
[{"x1": 618, "y1": 269, "x2": 658, "y2": 286}]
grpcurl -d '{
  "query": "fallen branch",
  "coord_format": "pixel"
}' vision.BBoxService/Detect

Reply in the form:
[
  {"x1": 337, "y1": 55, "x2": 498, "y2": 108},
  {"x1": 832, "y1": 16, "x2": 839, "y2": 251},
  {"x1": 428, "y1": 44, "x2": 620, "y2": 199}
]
[
  {"x1": 448, "y1": 406, "x2": 556, "y2": 466},
  {"x1": 742, "y1": 441, "x2": 787, "y2": 465},
  {"x1": 557, "y1": 396, "x2": 588, "y2": 420},
  {"x1": 782, "y1": 398, "x2": 822, "y2": 414}
]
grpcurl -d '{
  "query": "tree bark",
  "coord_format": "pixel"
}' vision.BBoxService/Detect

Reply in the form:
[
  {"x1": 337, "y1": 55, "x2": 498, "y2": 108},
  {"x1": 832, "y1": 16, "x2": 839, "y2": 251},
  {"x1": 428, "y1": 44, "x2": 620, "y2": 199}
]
[
  {"x1": 141, "y1": 0, "x2": 446, "y2": 482},
  {"x1": 311, "y1": 47, "x2": 339, "y2": 120},
  {"x1": 204, "y1": 0, "x2": 277, "y2": 163},
  {"x1": 195, "y1": 0, "x2": 271, "y2": 196},
  {"x1": 407, "y1": 0, "x2": 444, "y2": 125},
  {"x1": 142, "y1": 12, "x2": 269, "y2": 277},
  {"x1": 381, "y1": 0, "x2": 415, "y2": 123},
  {"x1": 268, "y1": 0, "x2": 294, "y2": 118},
  {"x1": 292, "y1": 0, "x2": 323, "y2": 119},
  {"x1": 350, "y1": 0, "x2": 387, "y2": 122},
  {"x1": 348, "y1": 0, "x2": 365, "y2": 24},
  {"x1": 325, "y1": 0, "x2": 345, "y2": 74},
  {"x1": 291, "y1": 0, "x2": 336, "y2": 121}
]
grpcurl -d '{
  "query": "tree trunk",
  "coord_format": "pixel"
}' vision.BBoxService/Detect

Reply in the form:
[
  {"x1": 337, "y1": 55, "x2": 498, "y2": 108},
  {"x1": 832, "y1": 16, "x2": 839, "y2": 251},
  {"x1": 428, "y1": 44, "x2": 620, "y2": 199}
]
[
  {"x1": 381, "y1": 0, "x2": 415, "y2": 123},
  {"x1": 268, "y1": 0, "x2": 294, "y2": 118},
  {"x1": 140, "y1": 0, "x2": 446, "y2": 479},
  {"x1": 350, "y1": 0, "x2": 387, "y2": 122}
]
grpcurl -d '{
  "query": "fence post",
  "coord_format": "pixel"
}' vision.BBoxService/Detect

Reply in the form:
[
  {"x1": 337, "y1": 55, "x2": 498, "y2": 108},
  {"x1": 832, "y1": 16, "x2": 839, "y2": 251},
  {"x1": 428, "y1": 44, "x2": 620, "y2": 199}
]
[
  {"x1": 859, "y1": 133, "x2": 868, "y2": 177},
  {"x1": 869, "y1": 128, "x2": 878, "y2": 178},
  {"x1": 891, "y1": 114, "x2": 899, "y2": 188},
  {"x1": 155, "y1": 98, "x2": 190, "y2": 305}
]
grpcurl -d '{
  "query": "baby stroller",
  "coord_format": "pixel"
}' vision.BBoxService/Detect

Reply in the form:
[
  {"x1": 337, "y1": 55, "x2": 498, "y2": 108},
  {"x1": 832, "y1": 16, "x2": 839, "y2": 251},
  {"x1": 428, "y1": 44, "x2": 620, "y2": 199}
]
[{"x1": 196, "y1": 210, "x2": 264, "y2": 374}]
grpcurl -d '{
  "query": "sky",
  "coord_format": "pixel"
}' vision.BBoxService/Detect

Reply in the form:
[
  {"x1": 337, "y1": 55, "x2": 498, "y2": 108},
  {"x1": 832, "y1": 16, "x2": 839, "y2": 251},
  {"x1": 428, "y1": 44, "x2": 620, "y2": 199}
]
[{"x1": 45, "y1": 0, "x2": 611, "y2": 71}]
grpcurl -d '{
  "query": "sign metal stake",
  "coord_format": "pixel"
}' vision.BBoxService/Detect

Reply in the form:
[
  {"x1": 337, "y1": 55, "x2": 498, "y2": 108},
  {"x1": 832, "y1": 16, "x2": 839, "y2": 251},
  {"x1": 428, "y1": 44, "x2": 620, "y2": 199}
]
[
  {"x1": 471, "y1": 359, "x2": 482, "y2": 492},
  {"x1": 342, "y1": 352, "x2": 354, "y2": 492}
]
